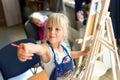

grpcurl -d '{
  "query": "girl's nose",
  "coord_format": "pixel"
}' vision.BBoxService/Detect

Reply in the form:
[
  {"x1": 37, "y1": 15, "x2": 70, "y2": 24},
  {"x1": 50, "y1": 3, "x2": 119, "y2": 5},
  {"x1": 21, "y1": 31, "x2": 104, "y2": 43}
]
[{"x1": 51, "y1": 28, "x2": 55, "y2": 34}]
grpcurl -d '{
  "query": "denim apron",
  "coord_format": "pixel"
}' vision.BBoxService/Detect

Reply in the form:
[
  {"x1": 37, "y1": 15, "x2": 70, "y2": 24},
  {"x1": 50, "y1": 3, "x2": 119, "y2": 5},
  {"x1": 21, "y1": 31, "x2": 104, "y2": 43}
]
[{"x1": 49, "y1": 44, "x2": 74, "y2": 80}]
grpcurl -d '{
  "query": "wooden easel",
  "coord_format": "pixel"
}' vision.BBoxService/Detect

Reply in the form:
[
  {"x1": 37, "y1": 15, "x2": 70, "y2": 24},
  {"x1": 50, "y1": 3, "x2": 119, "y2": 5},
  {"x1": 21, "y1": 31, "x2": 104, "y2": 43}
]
[
  {"x1": 76, "y1": 0, "x2": 102, "y2": 68},
  {"x1": 75, "y1": 0, "x2": 120, "y2": 80},
  {"x1": 75, "y1": 0, "x2": 103, "y2": 77},
  {"x1": 82, "y1": 12, "x2": 120, "y2": 80}
]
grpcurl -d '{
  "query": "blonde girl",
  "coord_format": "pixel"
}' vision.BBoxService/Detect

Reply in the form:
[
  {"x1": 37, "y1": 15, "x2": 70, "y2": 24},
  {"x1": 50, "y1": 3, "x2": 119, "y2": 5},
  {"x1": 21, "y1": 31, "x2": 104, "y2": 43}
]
[{"x1": 18, "y1": 13, "x2": 90, "y2": 80}]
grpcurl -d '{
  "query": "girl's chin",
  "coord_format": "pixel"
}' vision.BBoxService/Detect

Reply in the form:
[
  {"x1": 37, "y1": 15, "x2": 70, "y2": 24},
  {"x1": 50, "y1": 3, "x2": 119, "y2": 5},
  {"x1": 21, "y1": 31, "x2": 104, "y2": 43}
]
[
  {"x1": 48, "y1": 40, "x2": 57, "y2": 43},
  {"x1": 37, "y1": 24, "x2": 42, "y2": 27}
]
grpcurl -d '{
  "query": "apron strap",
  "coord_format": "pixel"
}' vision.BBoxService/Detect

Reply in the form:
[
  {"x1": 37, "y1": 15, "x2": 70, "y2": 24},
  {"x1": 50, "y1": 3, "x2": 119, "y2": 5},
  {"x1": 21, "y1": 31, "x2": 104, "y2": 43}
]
[{"x1": 47, "y1": 41, "x2": 70, "y2": 66}]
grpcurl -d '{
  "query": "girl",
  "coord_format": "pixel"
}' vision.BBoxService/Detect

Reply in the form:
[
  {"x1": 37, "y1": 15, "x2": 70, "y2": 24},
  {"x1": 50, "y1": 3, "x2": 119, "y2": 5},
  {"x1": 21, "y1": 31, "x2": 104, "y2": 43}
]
[
  {"x1": 18, "y1": 13, "x2": 90, "y2": 80},
  {"x1": 29, "y1": 12, "x2": 47, "y2": 42}
]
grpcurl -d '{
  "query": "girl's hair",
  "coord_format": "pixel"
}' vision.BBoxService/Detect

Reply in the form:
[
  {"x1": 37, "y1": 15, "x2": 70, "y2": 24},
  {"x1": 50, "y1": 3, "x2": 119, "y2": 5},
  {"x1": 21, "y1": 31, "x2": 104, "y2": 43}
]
[
  {"x1": 46, "y1": 13, "x2": 69, "y2": 37},
  {"x1": 29, "y1": 12, "x2": 44, "y2": 23}
]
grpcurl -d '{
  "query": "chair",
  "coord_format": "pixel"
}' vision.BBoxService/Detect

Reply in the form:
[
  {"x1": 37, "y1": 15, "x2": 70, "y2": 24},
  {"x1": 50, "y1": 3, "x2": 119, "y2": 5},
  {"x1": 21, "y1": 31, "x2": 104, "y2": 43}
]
[
  {"x1": 0, "y1": 38, "x2": 40, "y2": 80},
  {"x1": 24, "y1": 20, "x2": 40, "y2": 41}
]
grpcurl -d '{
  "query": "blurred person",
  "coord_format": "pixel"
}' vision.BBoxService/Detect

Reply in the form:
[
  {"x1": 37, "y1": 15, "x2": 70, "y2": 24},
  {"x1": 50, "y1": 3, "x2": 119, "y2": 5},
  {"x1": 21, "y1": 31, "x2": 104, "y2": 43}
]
[
  {"x1": 110, "y1": 0, "x2": 120, "y2": 46},
  {"x1": 28, "y1": 12, "x2": 48, "y2": 43},
  {"x1": 74, "y1": 0, "x2": 91, "y2": 25}
]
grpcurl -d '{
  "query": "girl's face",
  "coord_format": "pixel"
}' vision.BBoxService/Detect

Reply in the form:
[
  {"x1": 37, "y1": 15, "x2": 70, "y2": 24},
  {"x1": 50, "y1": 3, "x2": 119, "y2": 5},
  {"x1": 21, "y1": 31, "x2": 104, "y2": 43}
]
[
  {"x1": 32, "y1": 18, "x2": 43, "y2": 27},
  {"x1": 45, "y1": 25, "x2": 64, "y2": 44}
]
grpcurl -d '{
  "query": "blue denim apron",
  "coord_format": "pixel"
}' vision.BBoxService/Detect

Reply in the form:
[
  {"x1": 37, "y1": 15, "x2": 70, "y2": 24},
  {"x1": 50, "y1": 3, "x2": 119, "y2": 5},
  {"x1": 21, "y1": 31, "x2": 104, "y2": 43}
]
[{"x1": 49, "y1": 44, "x2": 74, "y2": 80}]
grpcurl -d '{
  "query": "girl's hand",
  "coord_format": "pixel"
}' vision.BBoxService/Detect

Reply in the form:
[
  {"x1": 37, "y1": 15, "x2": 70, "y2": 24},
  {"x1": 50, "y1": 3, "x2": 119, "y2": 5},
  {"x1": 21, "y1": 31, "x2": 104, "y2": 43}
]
[
  {"x1": 17, "y1": 43, "x2": 38, "y2": 62},
  {"x1": 83, "y1": 45, "x2": 91, "y2": 56}
]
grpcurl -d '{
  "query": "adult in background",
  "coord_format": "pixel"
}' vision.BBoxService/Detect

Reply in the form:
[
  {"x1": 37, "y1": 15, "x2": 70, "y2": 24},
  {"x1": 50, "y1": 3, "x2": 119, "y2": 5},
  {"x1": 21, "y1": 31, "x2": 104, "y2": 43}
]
[
  {"x1": 110, "y1": 0, "x2": 120, "y2": 47},
  {"x1": 74, "y1": 0, "x2": 91, "y2": 25}
]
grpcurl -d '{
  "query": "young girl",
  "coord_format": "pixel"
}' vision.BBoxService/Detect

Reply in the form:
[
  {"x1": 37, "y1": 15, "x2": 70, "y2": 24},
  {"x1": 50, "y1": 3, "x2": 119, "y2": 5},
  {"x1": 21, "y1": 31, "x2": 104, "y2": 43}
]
[
  {"x1": 29, "y1": 12, "x2": 48, "y2": 42},
  {"x1": 18, "y1": 13, "x2": 90, "y2": 80}
]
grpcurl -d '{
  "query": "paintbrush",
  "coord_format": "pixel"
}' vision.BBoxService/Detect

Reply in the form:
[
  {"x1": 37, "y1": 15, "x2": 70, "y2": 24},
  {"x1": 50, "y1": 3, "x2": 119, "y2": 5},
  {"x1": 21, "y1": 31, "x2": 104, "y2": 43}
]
[{"x1": 11, "y1": 43, "x2": 24, "y2": 49}]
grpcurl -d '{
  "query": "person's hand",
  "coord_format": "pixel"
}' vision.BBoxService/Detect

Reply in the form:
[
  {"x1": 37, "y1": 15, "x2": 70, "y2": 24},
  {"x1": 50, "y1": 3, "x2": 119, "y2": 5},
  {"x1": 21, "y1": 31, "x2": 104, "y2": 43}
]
[
  {"x1": 17, "y1": 43, "x2": 37, "y2": 62},
  {"x1": 85, "y1": 45, "x2": 90, "y2": 53},
  {"x1": 83, "y1": 45, "x2": 91, "y2": 55}
]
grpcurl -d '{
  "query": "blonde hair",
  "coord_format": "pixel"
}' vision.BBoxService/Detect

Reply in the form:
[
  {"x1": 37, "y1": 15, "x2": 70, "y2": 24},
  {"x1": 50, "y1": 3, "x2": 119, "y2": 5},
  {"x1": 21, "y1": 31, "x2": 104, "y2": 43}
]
[{"x1": 46, "y1": 13, "x2": 69, "y2": 37}]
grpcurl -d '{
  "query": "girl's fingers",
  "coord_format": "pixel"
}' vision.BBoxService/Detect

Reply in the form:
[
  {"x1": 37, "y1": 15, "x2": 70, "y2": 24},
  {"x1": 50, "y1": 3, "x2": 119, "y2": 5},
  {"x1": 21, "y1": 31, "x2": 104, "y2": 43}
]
[
  {"x1": 18, "y1": 53, "x2": 33, "y2": 62},
  {"x1": 27, "y1": 56, "x2": 33, "y2": 60},
  {"x1": 18, "y1": 48, "x2": 34, "y2": 61},
  {"x1": 18, "y1": 56, "x2": 27, "y2": 62},
  {"x1": 18, "y1": 43, "x2": 36, "y2": 62}
]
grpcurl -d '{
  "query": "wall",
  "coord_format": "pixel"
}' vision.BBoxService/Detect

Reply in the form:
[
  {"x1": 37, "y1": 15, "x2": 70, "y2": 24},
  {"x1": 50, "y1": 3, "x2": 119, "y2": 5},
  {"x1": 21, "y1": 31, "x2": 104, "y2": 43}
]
[
  {"x1": 1, "y1": 0, "x2": 22, "y2": 27},
  {"x1": 64, "y1": 1, "x2": 77, "y2": 29},
  {"x1": 0, "y1": 0, "x2": 6, "y2": 27}
]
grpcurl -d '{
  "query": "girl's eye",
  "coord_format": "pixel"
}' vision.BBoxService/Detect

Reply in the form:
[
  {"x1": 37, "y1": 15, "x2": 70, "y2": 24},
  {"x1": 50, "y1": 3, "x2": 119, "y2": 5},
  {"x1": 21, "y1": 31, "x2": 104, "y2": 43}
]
[
  {"x1": 47, "y1": 27, "x2": 52, "y2": 30},
  {"x1": 35, "y1": 21, "x2": 39, "y2": 25},
  {"x1": 47, "y1": 27, "x2": 61, "y2": 31},
  {"x1": 55, "y1": 28, "x2": 60, "y2": 31},
  {"x1": 36, "y1": 22, "x2": 39, "y2": 24}
]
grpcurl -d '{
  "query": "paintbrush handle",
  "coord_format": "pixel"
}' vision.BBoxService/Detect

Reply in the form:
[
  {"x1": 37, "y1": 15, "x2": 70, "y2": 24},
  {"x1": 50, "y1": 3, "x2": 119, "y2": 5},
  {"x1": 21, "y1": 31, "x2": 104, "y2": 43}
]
[{"x1": 11, "y1": 43, "x2": 24, "y2": 49}]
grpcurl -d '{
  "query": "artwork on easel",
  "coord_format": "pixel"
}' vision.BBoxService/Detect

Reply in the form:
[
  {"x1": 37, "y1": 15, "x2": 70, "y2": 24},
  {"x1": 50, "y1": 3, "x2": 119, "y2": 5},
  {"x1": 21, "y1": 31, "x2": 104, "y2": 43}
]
[{"x1": 74, "y1": 0, "x2": 120, "y2": 80}]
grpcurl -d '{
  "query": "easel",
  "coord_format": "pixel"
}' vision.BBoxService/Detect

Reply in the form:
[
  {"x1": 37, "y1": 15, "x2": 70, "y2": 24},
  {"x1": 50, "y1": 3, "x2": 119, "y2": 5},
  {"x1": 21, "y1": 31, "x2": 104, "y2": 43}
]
[
  {"x1": 82, "y1": 13, "x2": 120, "y2": 80},
  {"x1": 76, "y1": 0, "x2": 102, "y2": 68},
  {"x1": 75, "y1": 0, "x2": 102, "y2": 77},
  {"x1": 75, "y1": 0, "x2": 120, "y2": 80}
]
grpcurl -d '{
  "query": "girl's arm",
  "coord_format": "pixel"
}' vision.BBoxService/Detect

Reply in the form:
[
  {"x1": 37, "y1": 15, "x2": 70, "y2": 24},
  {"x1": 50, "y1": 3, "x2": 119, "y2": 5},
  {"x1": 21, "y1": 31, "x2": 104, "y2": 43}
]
[
  {"x1": 17, "y1": 43, "x2": 49, "y2": 62},
  {"x1": 71, "y1": 45, "x2": 90, "y2": 59}
]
